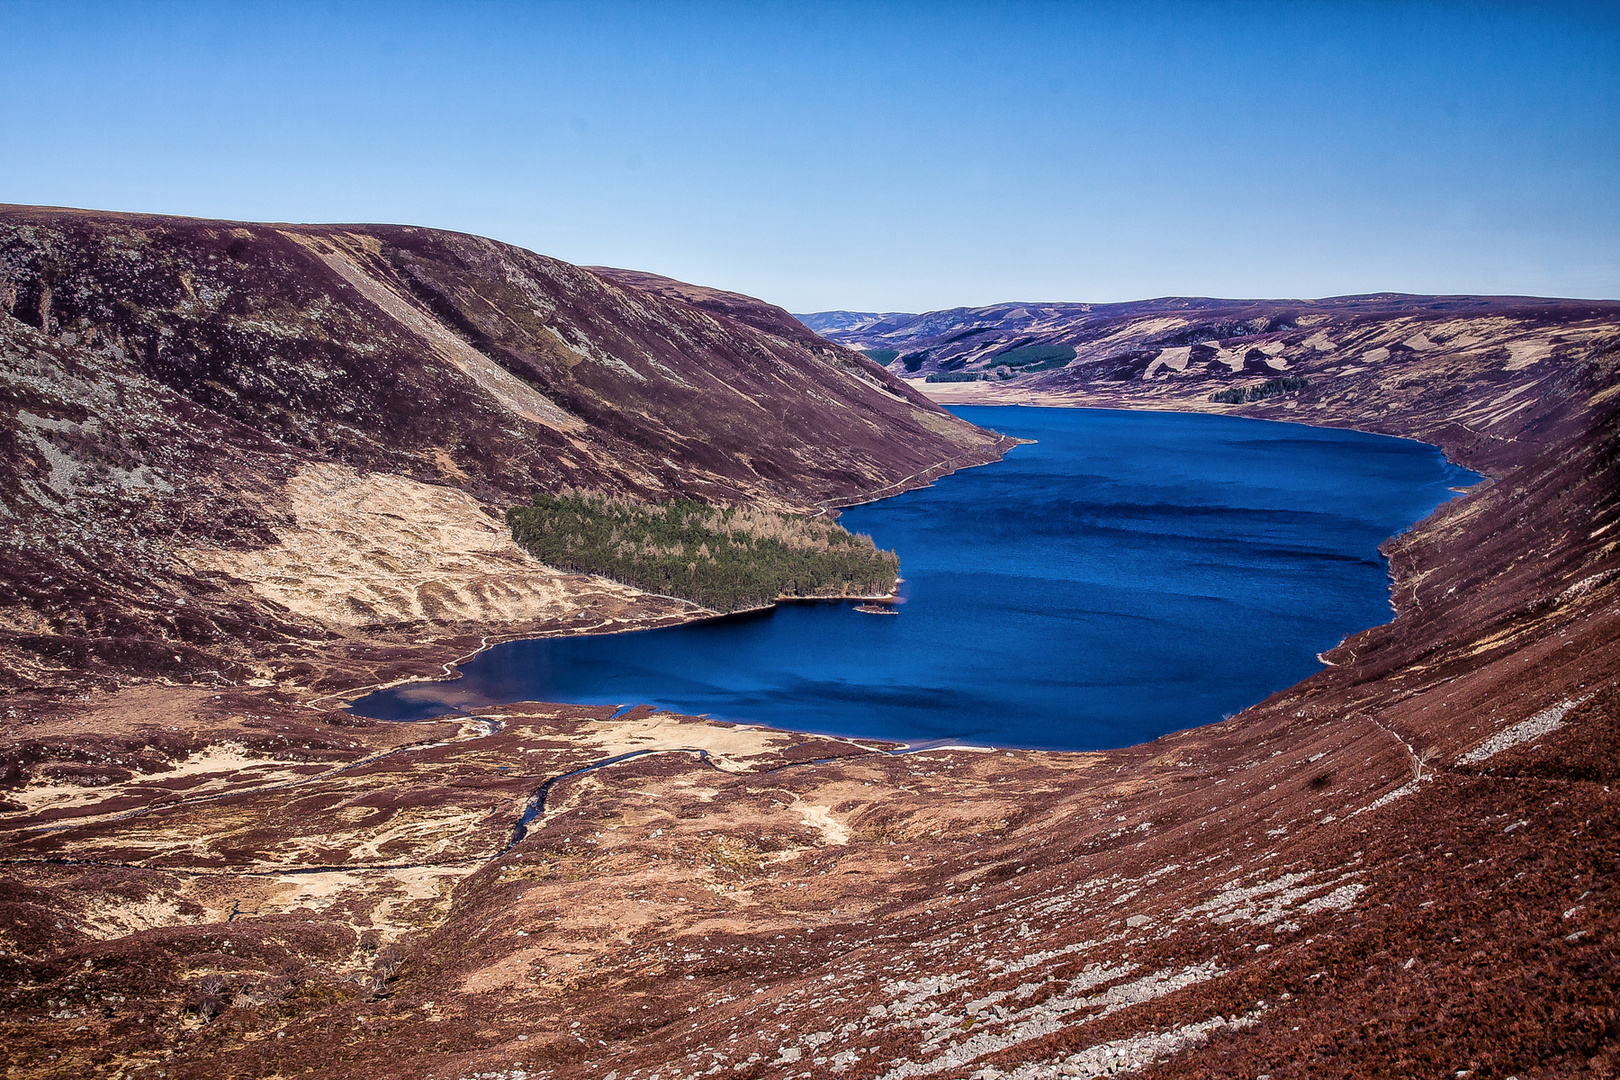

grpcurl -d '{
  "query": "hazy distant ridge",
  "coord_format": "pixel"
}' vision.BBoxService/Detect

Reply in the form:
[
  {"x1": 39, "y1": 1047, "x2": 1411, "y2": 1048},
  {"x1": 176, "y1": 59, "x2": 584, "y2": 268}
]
[{"x1": 792, "y1": 310, "x2": 914, "y2": 336}]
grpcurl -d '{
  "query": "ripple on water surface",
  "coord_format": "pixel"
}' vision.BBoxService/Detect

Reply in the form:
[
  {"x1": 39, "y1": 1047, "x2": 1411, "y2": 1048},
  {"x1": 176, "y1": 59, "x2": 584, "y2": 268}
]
[{"x1": 351, "y1": 407, "x2": 1480, "y2": 751}]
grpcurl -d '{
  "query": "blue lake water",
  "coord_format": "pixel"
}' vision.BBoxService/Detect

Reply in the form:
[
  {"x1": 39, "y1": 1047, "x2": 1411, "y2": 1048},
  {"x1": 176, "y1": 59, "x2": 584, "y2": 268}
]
[{"x1": 351, "y1": 407, "x2": 1479, "y2": 751}]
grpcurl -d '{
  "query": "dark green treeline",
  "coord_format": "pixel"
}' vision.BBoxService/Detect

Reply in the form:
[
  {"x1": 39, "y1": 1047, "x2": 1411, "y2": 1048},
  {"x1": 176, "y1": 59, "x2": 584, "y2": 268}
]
[
  {"x1": 506, "y1": 492, "x2": 900, "y2": 613},
  {"x1": 1209, "y1": 375, "x2": 1311, "y2": 404}
]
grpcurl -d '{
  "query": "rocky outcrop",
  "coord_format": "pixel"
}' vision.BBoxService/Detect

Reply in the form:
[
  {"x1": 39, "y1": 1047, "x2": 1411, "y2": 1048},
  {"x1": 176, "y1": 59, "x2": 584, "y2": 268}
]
[{"x1": 0, "y1": 206, "x2": 1009, "y2": 691}]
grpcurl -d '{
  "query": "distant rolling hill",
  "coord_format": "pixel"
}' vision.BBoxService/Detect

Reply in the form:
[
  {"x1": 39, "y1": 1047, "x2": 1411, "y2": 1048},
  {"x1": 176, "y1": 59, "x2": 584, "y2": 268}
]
[
  {"x1": 792, "y1": 309, "x2": 914, "y2": 336},
  {"x1": 798, "y1": 294, "x2": 1620, "y2": 473}
]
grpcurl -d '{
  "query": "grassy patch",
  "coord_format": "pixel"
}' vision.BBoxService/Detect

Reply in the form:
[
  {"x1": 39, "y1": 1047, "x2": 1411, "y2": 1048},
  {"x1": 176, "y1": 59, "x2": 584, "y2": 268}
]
[
  {"x1": 706, "y1": 836, "x2": 766, "y2": 875},
  {"x1": 507, "y1": 492, "x2": 899, "y2": 613}
]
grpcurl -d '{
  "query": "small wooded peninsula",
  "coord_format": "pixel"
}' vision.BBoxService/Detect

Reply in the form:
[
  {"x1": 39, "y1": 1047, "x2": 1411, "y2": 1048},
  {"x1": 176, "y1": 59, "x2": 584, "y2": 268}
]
[{"x1": 506, "y1": 491, "x2": 899, "y2": 612}]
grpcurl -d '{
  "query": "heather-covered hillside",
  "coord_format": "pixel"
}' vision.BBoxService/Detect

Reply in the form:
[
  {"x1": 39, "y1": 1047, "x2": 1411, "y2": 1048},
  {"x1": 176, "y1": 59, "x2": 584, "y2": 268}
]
[{"x1": 0, "y1": 207, "x2": 1009, "y2": 690}]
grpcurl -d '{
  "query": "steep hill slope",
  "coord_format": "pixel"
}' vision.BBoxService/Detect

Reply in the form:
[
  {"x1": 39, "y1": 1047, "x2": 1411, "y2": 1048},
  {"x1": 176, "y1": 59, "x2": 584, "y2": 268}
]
[{"x1": 0, "y1": 206, "x2": 1008, "y2": 691}]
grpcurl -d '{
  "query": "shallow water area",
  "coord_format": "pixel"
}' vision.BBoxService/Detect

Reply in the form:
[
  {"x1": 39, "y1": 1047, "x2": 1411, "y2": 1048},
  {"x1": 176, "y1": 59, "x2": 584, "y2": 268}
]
[{"x1": 351, "y1": 407, "x2": 1480, "y2": 751}]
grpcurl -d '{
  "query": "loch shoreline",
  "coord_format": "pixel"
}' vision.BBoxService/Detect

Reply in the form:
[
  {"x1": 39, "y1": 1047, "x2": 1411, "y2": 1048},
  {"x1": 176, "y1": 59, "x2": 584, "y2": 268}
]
[{"x1": 348, "y1": 406, "x2": 1478, "y2": 752}]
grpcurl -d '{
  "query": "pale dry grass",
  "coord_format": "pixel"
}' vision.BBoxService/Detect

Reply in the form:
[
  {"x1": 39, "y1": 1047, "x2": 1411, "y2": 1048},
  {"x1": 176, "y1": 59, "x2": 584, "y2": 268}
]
[{"x1": 178, "y1": 462, "x2": 682, "y2": 629}]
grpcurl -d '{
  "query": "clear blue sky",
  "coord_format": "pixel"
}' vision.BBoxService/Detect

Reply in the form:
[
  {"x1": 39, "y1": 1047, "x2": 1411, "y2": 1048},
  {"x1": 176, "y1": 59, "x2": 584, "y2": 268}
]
[{"x1": 1, "y1": 1, "x2": 1615, "y2": 311}]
